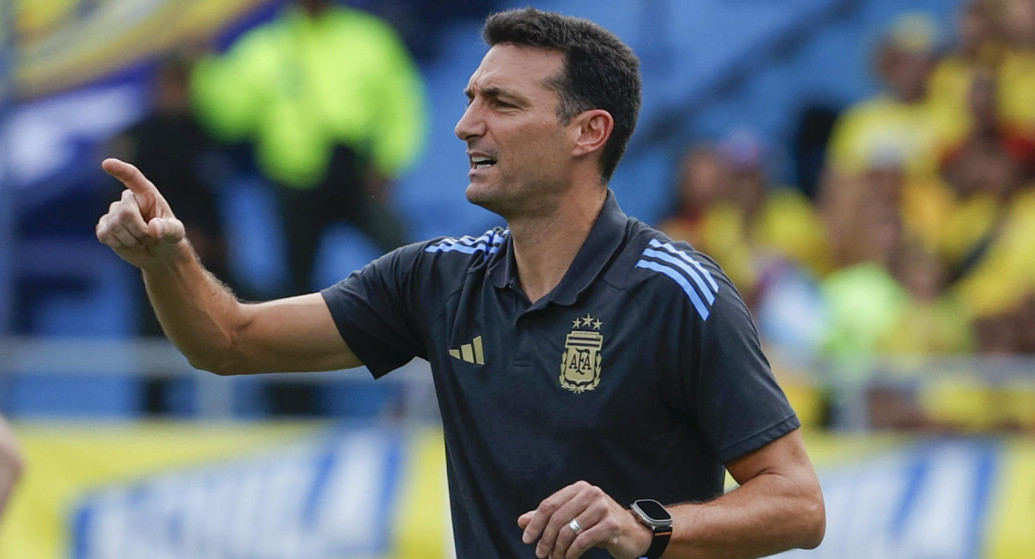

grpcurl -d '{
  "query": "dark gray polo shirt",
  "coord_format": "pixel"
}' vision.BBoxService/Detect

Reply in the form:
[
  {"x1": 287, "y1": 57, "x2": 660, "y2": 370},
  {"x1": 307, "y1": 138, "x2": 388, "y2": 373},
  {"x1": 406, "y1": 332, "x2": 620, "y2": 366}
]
[{"x1": 322, "y1": 191, "x2": 799, "y2": 559}]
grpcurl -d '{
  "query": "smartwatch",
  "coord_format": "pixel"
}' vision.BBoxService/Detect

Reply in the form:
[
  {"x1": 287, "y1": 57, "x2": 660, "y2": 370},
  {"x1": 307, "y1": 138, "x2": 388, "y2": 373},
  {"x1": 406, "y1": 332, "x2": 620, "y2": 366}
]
[{"x1": 630, "y1": 499, "x2": 672, "y2": 558}]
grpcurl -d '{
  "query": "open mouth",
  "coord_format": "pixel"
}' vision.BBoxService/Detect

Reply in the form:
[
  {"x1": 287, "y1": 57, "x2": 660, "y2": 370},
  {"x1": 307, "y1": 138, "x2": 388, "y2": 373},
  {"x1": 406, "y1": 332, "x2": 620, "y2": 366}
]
[{"x1": 470, "y1": 156, "x2": 497, "y2": 170}]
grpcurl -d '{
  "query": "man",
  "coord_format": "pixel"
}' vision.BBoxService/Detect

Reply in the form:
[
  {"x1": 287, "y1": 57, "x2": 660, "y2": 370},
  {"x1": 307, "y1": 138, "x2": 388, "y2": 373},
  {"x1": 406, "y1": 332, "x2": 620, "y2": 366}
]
[
  {"x1": 96, "y1": 8, "x2": 824, "y2": 559},
  {"x1": 191, "y1": 0, "x2": 425, "y2": 297}
]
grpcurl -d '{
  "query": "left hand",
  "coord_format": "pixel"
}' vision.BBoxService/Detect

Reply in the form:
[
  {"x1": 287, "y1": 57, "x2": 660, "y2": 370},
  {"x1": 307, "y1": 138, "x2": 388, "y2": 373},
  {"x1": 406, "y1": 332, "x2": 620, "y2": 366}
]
[{"x1": 518, "y1": 481, "x2": 652, "y2": 559}]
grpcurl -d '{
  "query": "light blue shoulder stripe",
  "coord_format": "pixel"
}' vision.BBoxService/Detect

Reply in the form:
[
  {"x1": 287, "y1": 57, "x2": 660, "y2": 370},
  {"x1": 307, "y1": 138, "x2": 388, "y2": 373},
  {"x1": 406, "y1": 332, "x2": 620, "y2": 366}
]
[
  {"x1": 425, "y1": 243, "x2": 485, "y2": 255},
  {"x1": 648, "y1": 239, "x2": 719, "y2": 292},
  {"x1": 641, "y1": 248, "x2": 716, "y2": 305},
  {"x1": 424, "y1": 229, "x2": 509, "y2": 258},
  {"x1": 452, "y1": 233, "x2": 493, "y2": 247},
  {"x1": 635, "y1": 260, "x2": 711, "y2": 320}
]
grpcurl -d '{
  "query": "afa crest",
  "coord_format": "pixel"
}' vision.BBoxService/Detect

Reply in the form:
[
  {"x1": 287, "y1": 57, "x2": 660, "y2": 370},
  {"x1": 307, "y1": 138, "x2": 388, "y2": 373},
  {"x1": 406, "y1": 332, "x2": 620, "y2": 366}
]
[{"x1": 559, "y1": 314, "x2": 604, "y2": 393}]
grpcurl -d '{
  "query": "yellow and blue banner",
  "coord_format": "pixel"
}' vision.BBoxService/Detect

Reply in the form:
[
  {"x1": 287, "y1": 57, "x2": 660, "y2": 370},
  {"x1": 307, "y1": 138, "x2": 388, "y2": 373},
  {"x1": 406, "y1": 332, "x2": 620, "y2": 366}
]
[
  {"x1": 1, "y1": 422, "x2": 450, "y2": 559},
  {"x1": 3, "y1": 424, "x2": 1034, "y2": 559}
]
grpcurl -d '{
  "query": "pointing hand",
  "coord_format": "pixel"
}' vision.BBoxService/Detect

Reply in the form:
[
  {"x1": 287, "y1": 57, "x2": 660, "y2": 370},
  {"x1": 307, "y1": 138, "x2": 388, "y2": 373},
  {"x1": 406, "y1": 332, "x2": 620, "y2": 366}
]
[{"x1": 95, "y1": 158, "x2": 186, "y2": 269}]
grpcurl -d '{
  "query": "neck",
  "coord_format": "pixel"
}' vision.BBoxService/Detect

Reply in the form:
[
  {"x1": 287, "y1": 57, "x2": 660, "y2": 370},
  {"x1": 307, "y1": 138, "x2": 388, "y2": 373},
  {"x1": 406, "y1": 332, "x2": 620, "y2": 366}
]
[{"x1": 508, "y1": 186, "x2": 607, "y2": 304}]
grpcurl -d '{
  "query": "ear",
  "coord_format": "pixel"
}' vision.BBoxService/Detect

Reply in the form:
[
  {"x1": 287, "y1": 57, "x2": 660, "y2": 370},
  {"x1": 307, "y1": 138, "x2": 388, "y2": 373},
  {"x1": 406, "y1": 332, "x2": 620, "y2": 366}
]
[{"x1": 570, "y1": 109, "x2": 614, "y2": 159}]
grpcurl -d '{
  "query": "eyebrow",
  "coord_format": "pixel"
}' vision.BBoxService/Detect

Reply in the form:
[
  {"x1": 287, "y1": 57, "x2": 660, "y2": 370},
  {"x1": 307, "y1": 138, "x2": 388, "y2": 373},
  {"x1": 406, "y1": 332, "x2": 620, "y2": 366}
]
[{"x1": 465, "y1": 85, "x2": 528, "y2": 105}]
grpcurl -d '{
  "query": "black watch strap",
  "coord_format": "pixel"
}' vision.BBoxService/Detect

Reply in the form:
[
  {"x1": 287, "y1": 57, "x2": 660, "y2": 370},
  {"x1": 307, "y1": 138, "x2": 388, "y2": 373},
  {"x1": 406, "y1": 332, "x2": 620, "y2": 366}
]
[
  {"x1": 644, "y1": 525, "x2": 672, "y2": 558},
  {"x1": 631, "y1": 499, "x2": 673, "y2": 558}
]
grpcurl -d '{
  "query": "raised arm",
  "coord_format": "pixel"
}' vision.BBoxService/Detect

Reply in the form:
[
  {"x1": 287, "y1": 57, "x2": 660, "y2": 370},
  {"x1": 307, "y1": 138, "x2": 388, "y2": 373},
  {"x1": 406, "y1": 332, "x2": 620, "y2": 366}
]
[{"x1": 95, "y1": 158, "x2": 361, "y2": 375}]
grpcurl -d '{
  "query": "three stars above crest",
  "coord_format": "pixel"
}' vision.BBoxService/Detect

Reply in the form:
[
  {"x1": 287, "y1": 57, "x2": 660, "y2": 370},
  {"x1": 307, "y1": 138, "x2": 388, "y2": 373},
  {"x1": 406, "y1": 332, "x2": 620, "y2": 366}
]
[{"x1": 571, "y1": 314, "x2": 603, "y2": 330}]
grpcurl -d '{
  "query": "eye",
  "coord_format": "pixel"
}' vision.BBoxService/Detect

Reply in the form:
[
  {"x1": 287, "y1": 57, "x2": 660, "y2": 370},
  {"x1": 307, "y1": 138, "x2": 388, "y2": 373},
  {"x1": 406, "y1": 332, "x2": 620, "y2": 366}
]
[{"x1": 493, "y1": 99, "x2": 516, "y2": 109}]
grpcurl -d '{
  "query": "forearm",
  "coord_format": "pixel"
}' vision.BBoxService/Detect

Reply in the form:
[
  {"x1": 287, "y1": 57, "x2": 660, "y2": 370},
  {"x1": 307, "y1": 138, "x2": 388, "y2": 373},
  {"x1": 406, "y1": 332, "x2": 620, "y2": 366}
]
[
  {"x1": 142, "y1": 240, "x2": 250, "y2": 374},
  {"x1": 98, "y1": 159, "x2": 356, "y2": 375},
  {"x1": 665, "y1": 471, "x2": 825, "y2": 559},
  {"x1": 141, "y1": 241, "x2": 358, "y2": 375}
]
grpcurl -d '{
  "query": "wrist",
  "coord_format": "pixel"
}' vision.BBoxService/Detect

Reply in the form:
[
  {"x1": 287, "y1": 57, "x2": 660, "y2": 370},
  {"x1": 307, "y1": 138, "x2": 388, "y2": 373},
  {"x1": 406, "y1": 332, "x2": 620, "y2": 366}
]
[
  {"x1": 140, "y1": 239, "x2": 193, "y2": 273},
  {"x1": 630, "y1": 499, "x2": 673, "y2": 558},
  {"x1": 628, "y1": 510, "x2": 654, "y2": 557}
]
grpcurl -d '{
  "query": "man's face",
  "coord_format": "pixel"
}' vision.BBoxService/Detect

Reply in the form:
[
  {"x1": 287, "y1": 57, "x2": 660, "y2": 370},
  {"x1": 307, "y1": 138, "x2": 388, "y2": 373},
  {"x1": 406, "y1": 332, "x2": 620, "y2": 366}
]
[
  {"x1": 678, "y1": 150, "x2": 727, "y2": 211},
  {"x1": 455, "y1": 44, "x2": 578, "y2": 218},
  {"x1": 886, "y1": 50, "x2": 932, "y2": 102}
]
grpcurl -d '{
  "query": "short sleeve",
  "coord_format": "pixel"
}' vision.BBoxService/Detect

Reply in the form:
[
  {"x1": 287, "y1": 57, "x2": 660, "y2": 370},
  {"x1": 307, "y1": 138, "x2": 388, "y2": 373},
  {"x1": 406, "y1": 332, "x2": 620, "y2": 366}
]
[
  {"x1": 321, "y1": 244, "x2": 427, "y2": 378},
  {"x1": 678, "y1": 262, "x2": 800, "y2": 464}
]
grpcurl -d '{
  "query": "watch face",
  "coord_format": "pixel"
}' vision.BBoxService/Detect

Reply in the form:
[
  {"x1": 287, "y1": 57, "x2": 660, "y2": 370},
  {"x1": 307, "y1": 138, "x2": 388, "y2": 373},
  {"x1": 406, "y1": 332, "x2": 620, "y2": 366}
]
[{"x1": 633, "y1": 499, "x2": 672, "y2": 523}]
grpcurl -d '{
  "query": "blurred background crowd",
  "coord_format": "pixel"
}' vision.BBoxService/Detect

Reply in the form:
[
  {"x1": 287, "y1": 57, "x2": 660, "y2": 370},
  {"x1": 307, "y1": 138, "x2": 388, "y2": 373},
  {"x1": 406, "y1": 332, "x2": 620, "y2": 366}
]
[
  {"x1": 3, "y1": 1, "x2": 1035, "y2": 557},
  {"x1": 664, "y1": 0, "x2": 1035, "y2": 359},
  {"x1": 3, "y1": 0, "x2": 1035, "y2": 429},
  {"x1": 658, "y1": 0, "x2": 1035, "y2": 433}
]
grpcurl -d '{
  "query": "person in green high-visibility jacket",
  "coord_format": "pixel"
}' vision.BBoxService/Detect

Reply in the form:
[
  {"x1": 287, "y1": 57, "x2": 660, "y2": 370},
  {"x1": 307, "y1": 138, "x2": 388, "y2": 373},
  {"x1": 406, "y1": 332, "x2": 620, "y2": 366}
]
[{"x1": 192, "y1": 0, "x2": 427, "y2": 297}]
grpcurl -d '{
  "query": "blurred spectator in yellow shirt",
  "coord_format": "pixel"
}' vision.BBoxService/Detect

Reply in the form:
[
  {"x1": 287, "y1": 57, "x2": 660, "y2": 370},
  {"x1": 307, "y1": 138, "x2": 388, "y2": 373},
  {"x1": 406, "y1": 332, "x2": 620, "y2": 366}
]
[
  {"x1": 880, "y1": 238, "x2": 976, "y2": 355},
  {"x1": 720, "y1": 130, "x2": 832, "y2": 280},
  {"x1": 828, "y1": 13, "x2": 966, "y2": 180},
  {"x1": 952, "y1": 187, "x2": 1035, "y2": 351},
  {"x1": 659, "y1": 131, "x2": 829, "y2": 309},
  {"x1": 996, "y1": 0, "x2": 1035, "y2": 129},
  {"x1": 938, "y1": 66, "x2": 1035, "y2": 270},
  {"x1": 934, "y1": 62, "x2": 1035, "y2": 353},
  {"x1": 928, "y1": 0, "x2": 1003, "y2": 133},
  {"x1": 657, "y1": 144, "x2": 728, "y2": 252}
]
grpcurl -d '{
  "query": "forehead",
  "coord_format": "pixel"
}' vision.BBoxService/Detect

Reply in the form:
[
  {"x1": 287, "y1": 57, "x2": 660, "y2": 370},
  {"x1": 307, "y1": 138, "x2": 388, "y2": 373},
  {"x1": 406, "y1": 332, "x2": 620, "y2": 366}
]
[{"x1": 465, "y1": 44, "x2": 565, "y2": 96}]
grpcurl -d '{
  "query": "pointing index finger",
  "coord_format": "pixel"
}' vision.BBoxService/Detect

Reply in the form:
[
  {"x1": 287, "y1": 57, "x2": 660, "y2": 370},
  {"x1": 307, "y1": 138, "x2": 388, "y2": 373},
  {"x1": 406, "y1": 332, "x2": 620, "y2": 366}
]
[
  {"x1": 102, "y1": 158, "x2": 149, "y2": 191},
  {"x1": 101, "y1": 158, "x2": 167, "y2": 216},
  {"x1": 103, "y1": 156, "x2": 153, "y2": 192}
]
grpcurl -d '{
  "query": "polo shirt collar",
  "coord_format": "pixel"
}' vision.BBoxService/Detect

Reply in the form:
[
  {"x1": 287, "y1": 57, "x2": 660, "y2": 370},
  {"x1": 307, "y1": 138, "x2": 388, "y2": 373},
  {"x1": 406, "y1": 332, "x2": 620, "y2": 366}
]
[{"x1": 488, "y1": 189, "x2": 628, "y2": 306}]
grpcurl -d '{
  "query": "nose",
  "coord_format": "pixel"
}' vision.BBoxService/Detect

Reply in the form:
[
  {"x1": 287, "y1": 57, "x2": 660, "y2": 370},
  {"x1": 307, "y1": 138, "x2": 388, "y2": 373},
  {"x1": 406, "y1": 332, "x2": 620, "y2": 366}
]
[{"x1": 454, "y1": 102, "x2": 484, "y2": 142}]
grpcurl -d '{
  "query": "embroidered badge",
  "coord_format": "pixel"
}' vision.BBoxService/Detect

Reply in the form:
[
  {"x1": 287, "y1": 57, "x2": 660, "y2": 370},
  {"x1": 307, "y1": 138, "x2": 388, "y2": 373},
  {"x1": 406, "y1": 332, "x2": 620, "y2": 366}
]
[{"x1": 559, "y1": 313, "x2": 603, "y2": 393}]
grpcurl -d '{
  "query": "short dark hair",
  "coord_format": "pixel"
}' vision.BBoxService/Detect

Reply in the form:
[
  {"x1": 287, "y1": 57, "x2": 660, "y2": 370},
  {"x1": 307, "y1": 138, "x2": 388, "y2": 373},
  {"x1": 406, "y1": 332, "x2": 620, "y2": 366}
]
[{"x1": 483, "y1": 8, "x2": 641, "y2": 182}]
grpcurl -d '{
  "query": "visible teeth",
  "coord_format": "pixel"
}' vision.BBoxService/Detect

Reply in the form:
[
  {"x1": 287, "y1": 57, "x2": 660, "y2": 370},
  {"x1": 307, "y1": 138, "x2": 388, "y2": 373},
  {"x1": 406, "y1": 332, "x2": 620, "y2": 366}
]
[{"x1": 471, "y1": 156, "x2": 496, "y2": 169}]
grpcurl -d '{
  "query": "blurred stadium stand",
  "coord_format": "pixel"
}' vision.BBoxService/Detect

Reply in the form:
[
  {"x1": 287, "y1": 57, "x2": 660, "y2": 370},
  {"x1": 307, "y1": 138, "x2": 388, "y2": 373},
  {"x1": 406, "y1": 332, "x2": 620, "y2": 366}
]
[{"x1": 0, "y1": 0, "x2": 1025, "y2": 416}]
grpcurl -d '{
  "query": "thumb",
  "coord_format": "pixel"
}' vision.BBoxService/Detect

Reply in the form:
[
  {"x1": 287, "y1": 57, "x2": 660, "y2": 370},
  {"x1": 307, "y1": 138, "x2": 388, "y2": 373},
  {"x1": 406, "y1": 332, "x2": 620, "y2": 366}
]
[
  {"x1": 148, "y1": 217, "x2": 185, "y2": 244},
  {"x1": 517, "y1": 511, "x2": 534, "y2": 529}
]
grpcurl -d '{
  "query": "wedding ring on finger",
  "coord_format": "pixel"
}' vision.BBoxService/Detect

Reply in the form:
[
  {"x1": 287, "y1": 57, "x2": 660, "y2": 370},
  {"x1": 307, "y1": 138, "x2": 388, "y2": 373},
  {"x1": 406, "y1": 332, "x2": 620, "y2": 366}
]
[{"x1": 569, "y1": 518, "x2": 583, "y2": 536}]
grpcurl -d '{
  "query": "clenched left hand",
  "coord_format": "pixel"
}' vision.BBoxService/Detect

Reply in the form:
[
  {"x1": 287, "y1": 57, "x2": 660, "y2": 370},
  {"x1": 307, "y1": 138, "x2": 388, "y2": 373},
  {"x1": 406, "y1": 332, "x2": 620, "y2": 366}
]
[{"x1": 518, "y1": 481, "x2": 653, "y2": 559}]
